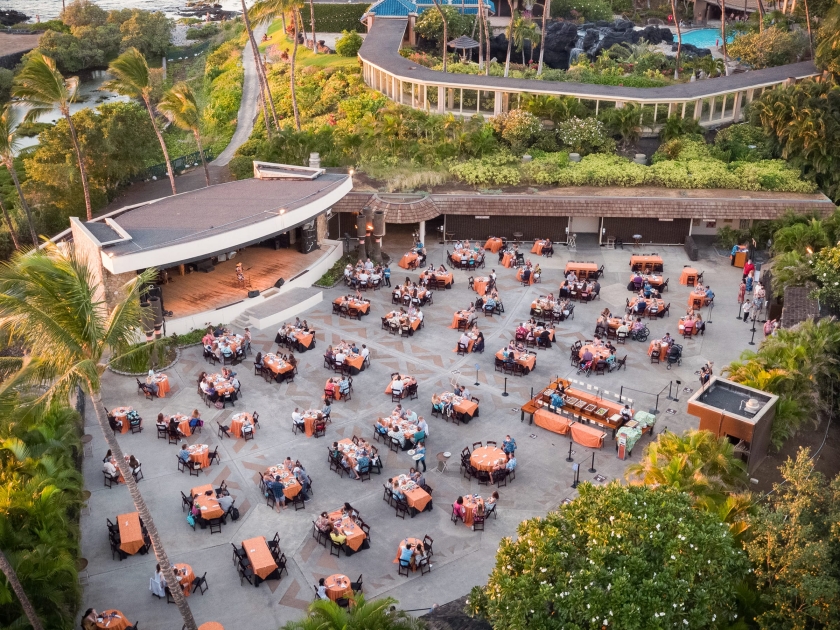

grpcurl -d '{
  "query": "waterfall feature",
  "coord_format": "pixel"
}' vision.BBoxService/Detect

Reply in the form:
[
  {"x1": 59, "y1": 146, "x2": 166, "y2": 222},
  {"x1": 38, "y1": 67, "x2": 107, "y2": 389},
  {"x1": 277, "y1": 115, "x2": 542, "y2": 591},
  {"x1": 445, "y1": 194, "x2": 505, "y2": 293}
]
[{"x1": 569, "y1": 48, "x2": 583, "y2": 64}]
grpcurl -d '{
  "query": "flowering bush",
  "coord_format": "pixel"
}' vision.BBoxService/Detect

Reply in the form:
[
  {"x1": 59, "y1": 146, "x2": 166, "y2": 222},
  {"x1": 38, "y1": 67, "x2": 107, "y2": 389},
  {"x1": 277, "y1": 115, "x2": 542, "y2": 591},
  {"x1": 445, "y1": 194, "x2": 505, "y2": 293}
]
[
  {"x1": 467, "y1": 483, "x2": 750, "y2": 630},
  {"x1": 490, "y1": 109, "x2": 542, "y2": 153},
  {"x1": 556, "y1": 117, "x2": 615, "y2": 155},
  {"x1": 811, "y1": 246, "x2": 840, "y2": 311}
]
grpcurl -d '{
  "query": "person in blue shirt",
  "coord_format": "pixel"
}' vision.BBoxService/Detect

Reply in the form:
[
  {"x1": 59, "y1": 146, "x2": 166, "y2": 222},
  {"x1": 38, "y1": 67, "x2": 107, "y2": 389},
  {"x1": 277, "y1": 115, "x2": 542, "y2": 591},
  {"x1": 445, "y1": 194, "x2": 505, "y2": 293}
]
[
  {"x1": 502, "y1": 435, "x2": 516, "y2": 454},
  {"x1": 705, "y1": 286, "x2": 715, "y2": 301},
  {"x1": 353, "y1": 452, "x2": 370, "y2": 480},
  {"x1": 339, "y1": 376, "x2": 351, "y2": 397},
  {"x1": 383, "y1": 266, "x2": 391, "y2": 287},
  {"x1": 178, "y1": 444, "x2": 191, "y2": 465},
  {"x1": 415, "y1": 441, "x2": 426, "y2": 472},
  {"x1": 550, "y1": 390, "x2": 565, "y2": 408},
  {"x1": 391, "y1": 478, "x2": 406, "y2": 501},
  {"x1": 643, "y1": 281, "x2": 652, "y2": 298},
  {"x1": 265, "y1": 475, "x2": 287, "y2": 511},
  {"x1": 485, "y1": 296, "x2": 497, "y2": 310},
  {"x1": 399, "y1": 543, "x2": 415, "y2": 569},
  {"x1": 505, "y1": 453, "x2": 517, "y2": 471}
]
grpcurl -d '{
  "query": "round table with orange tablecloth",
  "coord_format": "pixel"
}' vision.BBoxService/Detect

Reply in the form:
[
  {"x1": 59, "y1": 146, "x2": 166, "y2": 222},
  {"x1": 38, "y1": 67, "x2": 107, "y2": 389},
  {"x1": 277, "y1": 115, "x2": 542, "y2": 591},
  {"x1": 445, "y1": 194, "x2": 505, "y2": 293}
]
[
  {"x1": 628, "y1": 296, "x2": 665, "y2": 315},
  {"x1": 462, "y1": 495, "x2": 484, "y2": 528},
  {"x1": 484, "y1": 237, "x2": 503, "y2": 253},
  {"x1": 450, "y1": 310, "x2": 475, "y2": 329},
  {"x1": 198, "y1": 624, "x2": 224, "y2": 630},
  {"x1": 393, "y1": 537, "x2": 422, "y2": 567},
  {"x1": 153, "y1": 374, "x2": 170, "y2": 397},
  {"x1": 648, "y1": 340, "x2": 669, "y2": 360},
  {"x1": 678, "y1": 317, "x2": 700, "y2": 335},
  {"x1": 398, "y1": 252, "x2": 419, "y2": 269},
  {"x1": 94, "y1": 610, "x2": 131, "y2": 630},
  {"x1": 263, "y1": 353, "x2": 294, "y2": 378},
  {"x1": 531, "y1": 240, "x2": 550, "y2": 255},
  {"x1": 473, "y1": 277, "x2": 489, "y2": 295},
  {"x1": 188, "y1": 444, "x2": 210, "y2": 468},
  {"x1": 174, "y1": 563, "x2": 195, "y2": 597},
  {"x1": 324, "y1": 574, "x2": 352, "y2": 602},
  {"x1": 470, "y1": 446, "x2": 506, "y2": 472},
  {"x1": 169, "y1": 413, "x2": 192, "y2": 437},
  {"x1": 229, "y1": 412, "x2": 254, "y2": 439},
  {"x1": 516, "y1": 268, "x2": 535, "y2": 285},
  {"x1": 688, "y1": 290, "x2": 707, "y2": 308},
  {"x1": 325, "y1": 379, "x2": 342, "y2": 400},
  {"x1": 209, "y1": 374, "x2": 235, "y2": 396},
  {"x1": 111, "y1": 406, "x2": 132, "y2": 434},
  {"x1": 679, "y1": 267, "x2": 698, "y2": 285},
  {"x1": 501, "y1": 251, "x2": 515, "y2": 268},
  {"x1": 264, "y1": 464, "x2": 302, "y2": 499},
  {"x1": 578, "y1": 344, "x2": 611, "y2": 362}
]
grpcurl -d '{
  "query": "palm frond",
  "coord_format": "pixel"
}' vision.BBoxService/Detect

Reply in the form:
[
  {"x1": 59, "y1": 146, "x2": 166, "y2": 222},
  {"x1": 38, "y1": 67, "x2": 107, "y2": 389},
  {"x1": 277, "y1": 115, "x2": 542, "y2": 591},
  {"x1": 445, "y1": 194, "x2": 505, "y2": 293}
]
[{"x1": 103, "y1": 48, "x2": 151, "y2": 99}]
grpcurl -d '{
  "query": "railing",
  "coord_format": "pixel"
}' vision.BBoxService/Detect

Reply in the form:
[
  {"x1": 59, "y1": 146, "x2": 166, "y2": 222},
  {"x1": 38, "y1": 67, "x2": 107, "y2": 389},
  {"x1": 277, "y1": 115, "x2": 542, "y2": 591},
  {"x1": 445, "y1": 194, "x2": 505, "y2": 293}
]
[
  {"x1": 139, "y1": 149, "x2": 214, "y2": 180},
  {"x1": 358, "y1": 18, "x2": 821, "y2": 128}
]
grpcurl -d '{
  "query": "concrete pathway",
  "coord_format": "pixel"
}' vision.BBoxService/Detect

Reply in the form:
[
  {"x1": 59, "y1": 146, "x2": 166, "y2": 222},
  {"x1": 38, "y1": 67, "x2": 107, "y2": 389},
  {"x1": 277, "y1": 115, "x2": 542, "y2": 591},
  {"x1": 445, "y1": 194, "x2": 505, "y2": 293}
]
[{"x1": 213, "y1": 22, "x2": 269, "y2": 167}]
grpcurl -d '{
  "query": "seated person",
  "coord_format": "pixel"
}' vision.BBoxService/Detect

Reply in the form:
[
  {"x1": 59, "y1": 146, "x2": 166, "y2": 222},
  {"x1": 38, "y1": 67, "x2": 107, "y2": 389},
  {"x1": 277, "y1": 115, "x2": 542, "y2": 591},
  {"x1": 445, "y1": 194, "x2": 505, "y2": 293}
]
[
  {"x1": 329, "y1": 528, "x2": 346, "y2": 545},
  {"x1": 631, "y1": 318, "x2": 645, "y2": 332},
  {"x1": 169, "y1": 416, "x2": 184, "y2": 437},
  {"x1": 388, "y1": 425, "x2": 407, "y2": 448},
  {"x1": 189, "y1": 410, "x2": 202, "y2": 430},
  {"x1": 102, "y1": 457, "x2": 119, "y2": 480},
  {"x1": 391, "y1": 479, "x2": 406, "y2": 501},
  {"x1": 661, "y1": 332, "x2": 673, "y2": 345},
  {"x1": 265, "y1": 475, "x2": 287, "y2": 511},
  {"x1": 339, "y1": 376, "x2": 351, "y2": 397},
  {"x1": 431, "y1": 393, "x2": 443, "y2": 414},
  {"x1": 399, "y1": 543, "x2": 415, "y2": 569},
  {"x1": 606, "y1": 349, "x2": 617, "y2": 369},
  {"x1": 315, "y1": 512, "x2": 331, "y2": 533},
  {"x1": 620, "y1": 405, "x2": 633, "y2": 422},
  {"x1": 353, "y1": 450, "x2": 370, "y2": 480},
  {"x1": 453, "y1": 496, "x2": 466, "y2": 519},
  {"x1": 579, "y1": 348, "x2": 593, "y2": 370},
  {"x1": 617, "y1": 321, "x2": 630, "y2": 336},
  {"x1": 473, "y1": 332, "x2": 485, "y2": 353},
  {"x1": 316, "y1": 577, "x2": 329, "y2": 600},
  {"x1": 550, "y1": 390, "x2": 565, "y2": 408},
  {"x1": 178, "y1": 444, "x2": 191, "y2": 465},
  {"x1": 199, "y1": 379, "x2": 217, "y2": 402},
  {"x1": 292, "y1": 408, "x2": 305, "y2": 431}
]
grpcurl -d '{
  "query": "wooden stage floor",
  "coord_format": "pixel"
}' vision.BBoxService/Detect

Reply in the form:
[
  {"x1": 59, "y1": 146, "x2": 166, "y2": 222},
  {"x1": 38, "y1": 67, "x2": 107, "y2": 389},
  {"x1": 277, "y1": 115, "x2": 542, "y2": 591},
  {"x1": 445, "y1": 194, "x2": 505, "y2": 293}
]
[{"x1": 160, "y1": 247, "x2": 315, "y2": 319}]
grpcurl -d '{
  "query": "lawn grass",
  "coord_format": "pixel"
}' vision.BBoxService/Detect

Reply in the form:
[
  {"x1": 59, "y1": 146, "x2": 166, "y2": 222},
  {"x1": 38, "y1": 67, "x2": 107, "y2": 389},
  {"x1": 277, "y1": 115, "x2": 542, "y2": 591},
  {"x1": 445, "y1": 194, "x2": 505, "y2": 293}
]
[{"x1": 260, "y1": 21, "x2": 360, "y2": 70}]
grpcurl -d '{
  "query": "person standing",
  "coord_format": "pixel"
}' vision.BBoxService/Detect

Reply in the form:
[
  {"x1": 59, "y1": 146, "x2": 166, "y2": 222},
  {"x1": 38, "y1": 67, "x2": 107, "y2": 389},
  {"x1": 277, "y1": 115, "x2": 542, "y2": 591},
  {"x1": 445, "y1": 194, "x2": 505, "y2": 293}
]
[
  {"x1": 742, "y1": 299, "x2": 752, "y2": 323},
  {"x1": 742, "y1": 259, "x2": 755, "y2": 281},
  {"x1": 737, "y1": 278, "x2": 746, "y2": 308}
]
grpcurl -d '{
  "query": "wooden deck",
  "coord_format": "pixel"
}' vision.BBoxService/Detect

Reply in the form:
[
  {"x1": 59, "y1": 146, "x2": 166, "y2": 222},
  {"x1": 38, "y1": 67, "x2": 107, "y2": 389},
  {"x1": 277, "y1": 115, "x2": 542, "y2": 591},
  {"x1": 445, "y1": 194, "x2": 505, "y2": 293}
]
[{"x1": 160, "y1": 247, "x2": 315, "y2": 319}]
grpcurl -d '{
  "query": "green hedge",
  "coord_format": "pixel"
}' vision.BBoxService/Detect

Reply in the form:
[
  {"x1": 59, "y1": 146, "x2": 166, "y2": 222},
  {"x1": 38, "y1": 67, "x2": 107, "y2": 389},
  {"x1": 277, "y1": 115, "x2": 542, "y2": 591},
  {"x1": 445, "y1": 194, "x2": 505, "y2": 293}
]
[{"x1": 303, "y1": 4, "x2": 369, "y2": 34}]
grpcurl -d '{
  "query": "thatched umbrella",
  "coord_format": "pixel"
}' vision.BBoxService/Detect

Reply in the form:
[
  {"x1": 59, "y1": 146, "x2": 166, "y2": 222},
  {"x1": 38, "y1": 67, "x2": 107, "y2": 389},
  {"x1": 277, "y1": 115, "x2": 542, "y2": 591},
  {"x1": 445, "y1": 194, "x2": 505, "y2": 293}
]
[{"x1": 447, "y1": 35, "x2": 480, "y2": 62}]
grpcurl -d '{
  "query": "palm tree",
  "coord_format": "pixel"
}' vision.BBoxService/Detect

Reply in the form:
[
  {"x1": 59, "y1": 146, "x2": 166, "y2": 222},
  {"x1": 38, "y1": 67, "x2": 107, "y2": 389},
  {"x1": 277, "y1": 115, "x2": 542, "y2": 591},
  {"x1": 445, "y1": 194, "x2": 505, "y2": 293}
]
[
  {"x1": 12, "y1": 53, "x2": 93, "y2": 220},
  {"x1": 308, "y1": 0, "x2": 318, "y2": 54},
  {"x1": 0, "y1": 550, "x2": 45, "y2": 630},
  {"x1": 283, "y1": 594, "x2": 423, "y2": 630},
  {"x1": 719, "y1": 0, "x2": 727, "y2": 61},
  {"x1": 0, "y1": 106, "x2": 38, "y2": 247},
  {"x1": 482, "y1": 2, "x2": 492, "y2": 76},
  {"x1": 158, "y1": 83, "x2": 211, "y2": 187},
  {"x1": 537, "y1": 0, "x2": 550, "y2": 74},
  {"x1": 0, "y1": 195, "x2": 20, "y2": 251},
  {"x1": 105, "y1": 48, "x2": 177, "y2": 196},
  {"x1": 670, "y1": 0, "x2": 681, "y2": 77},
  {"x1": 504, "y1": 0, "x2": 519, "y2": 76},
  {"x1": 0, "y1": 243, "x2": 199, "y2": 630},
  {"x1": 430, "y1": 0, "x2": 449, "y2": 72},
  {"x1": 241, "y1": 0, "x2": 279, "y2": 135},
  {"x1": 251, "y1": 0, "x2": 302, "y2": 131}
]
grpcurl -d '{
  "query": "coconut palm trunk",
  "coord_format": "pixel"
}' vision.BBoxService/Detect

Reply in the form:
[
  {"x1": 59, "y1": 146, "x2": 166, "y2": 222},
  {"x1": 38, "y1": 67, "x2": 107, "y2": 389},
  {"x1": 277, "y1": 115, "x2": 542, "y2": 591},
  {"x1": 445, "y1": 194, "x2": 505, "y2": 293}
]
[
  {"x1": 0, "y1": 196, "x2": 20, "y2": 250},
  {"x1": 290, "y1": 7, "x2": 302, "y2": 131},
  {"x1": 719, "y1": 0, "x2": 727, "y2": 60},
  {"x1": 0, "y1": 549, "x2": 44, "y2": 630},
  {"x1": 141, "y1": 95, "x2": 177, "y2": 195},
  {"x1": 242, "y1": 0, "x2": 278, "y2": 134},
  {"x1": 89, "y1": 392, "x2": 198, "y2": 630},
  {"x1": 538, "y1": 0, "x2": 549, "y2": 74},
  {"x1": 803, "y1": 0, "x2": 813, "y2": 58},
  {"x1": 309, "y1": 0, "x2": 317, "y2": 52},
  {"x1": 63, "y1": 108, "x2": 93, "y2": 220},
  {"x1": 483, "y1": 5, "x2": 492, "y2": 75},
  {"x1": 671, "y1": 0, "x2": 681, "y2": 78},
  {"x1": 505, "y1": 0, "x2": 517, "y2": 76},
  {"x1": 431, "y1": 0, "x2": 449, "y2": 72},
  {"x1": 194, "y1": 131, "x2": 211, "y2": 186},
  {"x1": 2, "y1": 160, "x2": 37, "y2": 247}
]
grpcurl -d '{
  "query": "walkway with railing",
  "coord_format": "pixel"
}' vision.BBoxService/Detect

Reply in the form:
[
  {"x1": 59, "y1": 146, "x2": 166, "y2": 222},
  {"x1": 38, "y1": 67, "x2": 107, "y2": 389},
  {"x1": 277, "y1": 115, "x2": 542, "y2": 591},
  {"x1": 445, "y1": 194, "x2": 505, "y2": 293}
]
[{"x1": 358, "y1": 18, "x2": 820, "y2": 128}]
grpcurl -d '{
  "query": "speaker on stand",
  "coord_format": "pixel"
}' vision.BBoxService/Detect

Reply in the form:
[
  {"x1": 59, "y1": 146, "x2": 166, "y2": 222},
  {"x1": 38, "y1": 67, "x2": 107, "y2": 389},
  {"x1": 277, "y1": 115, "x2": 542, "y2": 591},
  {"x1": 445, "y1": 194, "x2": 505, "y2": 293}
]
[{"x1": 300, "y1": 225, "x2": 318, "y2": 254}]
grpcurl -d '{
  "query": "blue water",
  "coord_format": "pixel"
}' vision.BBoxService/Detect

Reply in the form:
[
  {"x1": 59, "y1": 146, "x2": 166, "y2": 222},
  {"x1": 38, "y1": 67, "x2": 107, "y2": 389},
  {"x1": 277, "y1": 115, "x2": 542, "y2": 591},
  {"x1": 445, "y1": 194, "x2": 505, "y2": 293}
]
[{"x1": 679, "y1": 28, "x2": 734, "y2": 49}]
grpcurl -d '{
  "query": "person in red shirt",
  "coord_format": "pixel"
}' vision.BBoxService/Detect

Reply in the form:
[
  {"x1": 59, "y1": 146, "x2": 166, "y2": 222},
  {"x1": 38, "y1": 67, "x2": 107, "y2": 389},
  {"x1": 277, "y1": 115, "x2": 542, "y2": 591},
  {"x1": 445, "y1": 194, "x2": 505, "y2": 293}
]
[{"x1": 742, "y1": 259, "x2": 755, "y2": 280}]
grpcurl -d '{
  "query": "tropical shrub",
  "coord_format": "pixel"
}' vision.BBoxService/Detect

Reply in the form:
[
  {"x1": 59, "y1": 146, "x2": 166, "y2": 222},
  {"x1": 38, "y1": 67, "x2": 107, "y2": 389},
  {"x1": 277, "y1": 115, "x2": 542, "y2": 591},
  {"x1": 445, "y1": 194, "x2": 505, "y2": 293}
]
[
  {"x1": 186, "y1": 23, "x2": 218, "y2": 39},
  {"x1": 728, "y1": 26, "x2": 809, "y2": 69},
  {"x1": 550, "y1": 0, "x2": 614, "y2": 21},
  {"x1": 302, "y1": 3, "x2": 369, "y2": 33},
  {"x1": 652, "y1": 137, "x2": 714, "y2": 162},
  {"x1": 811, "y1": 245, "x2": 840, "y2": 312},
  {"x1": 555, "y1": 117, "x2": 614, "y2": 154},
  {"x1": 467, "y1": 483, "x2": 750, "y2": 630},
  {"x1": 415, "y1": 6, "x2": 474, "y2": 46},
  {"x1": 713, "y1": 123, "x2": 772, "y2": 162},
  {"x1": 449, "y1": 153, "x2": 522, "y2": 186},
  {"x1": 521, "y1": 151, "x2": 570, "y2": 184},
  {"x1": 203, "y1": 39, "x2": 244, "y2": 132},
  {"x1": 815, "y1": 0, "x2": 840, "y2": 75},
  {"x1": 335, "y1": 30, "x2": 364, "y2": 57},
  {"x1": 490, "y1": 109, "x2": 542, "y2": 153},
  {"x1": 659, "y1": 114, "x2": 704, "y2": 141}
]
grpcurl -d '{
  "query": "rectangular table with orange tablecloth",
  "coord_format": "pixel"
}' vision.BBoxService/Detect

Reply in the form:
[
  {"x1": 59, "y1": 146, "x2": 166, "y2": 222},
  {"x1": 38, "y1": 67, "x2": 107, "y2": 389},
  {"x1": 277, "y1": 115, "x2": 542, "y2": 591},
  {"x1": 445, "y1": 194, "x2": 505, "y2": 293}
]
[
  {"x1": 630, "y1": 254, "x2": 663, "y2": 270},
  {"x1": 404, "y1": 487, "x2": 432, "y2": 512},
  {"x1": 191, "y1": 484, "x2": 225, "y2": 519},
  {"x1": 570, "y1": 422, "x2": 607, "y2": 448},
  {"x1": 484, "y1": 238, "x2": 503, "y2": 253},
  {"x1": 534, "y1": 407, "x2": 572, "y2": 435},
  {"x1": 334, "y1": 298, "x2": 370, "y2": 315},
  {"x1": 328, "y1": 509, "x2": 367, "y2": 551},
  {"x1": 565, "y1": 262, "x2": 599, "y2": 278},
  {"x1": 263, "y1": 355, "x2": 294, "y2": 377},
  {"x1": 117, "y1": 511, "x2": 144, "y2": 555},
  {"x1": 495, "y1": 350, "x2": 536, "y2": 371},
  {"x1": 229, "y1": 412, "x2": 254, "y2": 438},
  {"x1": 429, "y1": 272, "x2": 453, "y2": 287},
  {"x1": 344, "y1": 353, "x2": 364, "y2": 372},
  {"x1": 450, "y1": 311, "x2": 474, "y2": 329},
  {"x1": 454, "y1": 397, "x2": 479, "y2": 417},
  {"x1": 242, "y1": 536, "x2": 277, "y2": 580},
  {"x1": 648, "y1": 340, "x2": 669, "y2": 360},
  {"x1": 112, "y1": 407, "x2": 132, "y2": 434},
  {"x1": 289, "y1": 331, "x2": 315, "y2": 349},
  {"x1": 679, "y1": 267, "x2": 698, "y2": 285},
  {"x1": 189, "y1": 445, "x2": 210, "y2": 468}
]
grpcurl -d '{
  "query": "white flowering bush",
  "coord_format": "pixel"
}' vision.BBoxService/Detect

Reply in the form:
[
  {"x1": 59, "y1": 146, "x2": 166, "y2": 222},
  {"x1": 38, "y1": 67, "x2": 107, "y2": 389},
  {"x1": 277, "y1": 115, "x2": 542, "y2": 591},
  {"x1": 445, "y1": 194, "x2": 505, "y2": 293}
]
[
  {"x1": 556, "y1": 117, "x2": 616, "y2": 155},
  {"x1": 467, "y1": 483, "x2": 750, "y2": 629}
]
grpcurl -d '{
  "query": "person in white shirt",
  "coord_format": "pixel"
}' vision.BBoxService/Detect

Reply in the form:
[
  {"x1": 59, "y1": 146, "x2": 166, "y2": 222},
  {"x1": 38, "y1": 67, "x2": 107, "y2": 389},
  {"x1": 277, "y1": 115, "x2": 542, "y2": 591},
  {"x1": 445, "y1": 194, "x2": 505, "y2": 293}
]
[
  {"x1": 566, "y1": 271, "x2": 577, "y2": 283},
  {"x1": 150, "y1": 564, "x2": 167, "y2": 598},
  {"x1": 316, "y1": 578, "x2": 329, "y2": 600},
  {"x1": 417, "y1": 417, "x2": 429, "y2": 436},
  {"x1": 358, "y1": 271, "x2": 369, "y2": 284},
  {"x1": 459, "y1": 332, "x2": 471, "y2": 349},
  {"x1": 102, "y1": 458, "x2": 119, "y2": 479},
  {"x1": 490, "y1": 270, "x2": 497, "y2": 282},
  {"x1": 360, "y1": 345, "x2": 370, "y2": 359},
  {"x1": 335, "y1": 350, "x2": 346, "y2": 365},
  {"x1": 364, "y1": 259, "x2": 374, "y2": 271},
  {"x1": 416, "y1": 310, "x2": 424, "y2": 322},
  {"x1": 292, "y1": 408, "x2": 305, "y2": 431},
  {"x1": 217, "y1": 494, "x2": 234, "y2": 512},
  {"x1": 461, "y1": 386, "x2": 471, "y2": 400},
  {"x1": 391, "y1": 378, "x2": 404, "y2": 396}
]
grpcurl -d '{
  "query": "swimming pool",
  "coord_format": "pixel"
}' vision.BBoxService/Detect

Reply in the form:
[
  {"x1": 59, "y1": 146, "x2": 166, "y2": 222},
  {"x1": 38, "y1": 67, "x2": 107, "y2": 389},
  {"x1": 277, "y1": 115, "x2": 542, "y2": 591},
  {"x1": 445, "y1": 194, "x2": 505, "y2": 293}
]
[{"x1": 678, "y1": 28, "x2": 734, "y2": 49}]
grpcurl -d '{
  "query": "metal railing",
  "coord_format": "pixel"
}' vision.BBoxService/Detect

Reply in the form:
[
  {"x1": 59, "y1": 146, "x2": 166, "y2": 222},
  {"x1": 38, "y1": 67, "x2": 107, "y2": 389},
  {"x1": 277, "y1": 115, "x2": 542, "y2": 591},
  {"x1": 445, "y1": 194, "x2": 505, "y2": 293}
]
[{"x1": 139, "y1": 149, "x2": 214, "y2": 180}]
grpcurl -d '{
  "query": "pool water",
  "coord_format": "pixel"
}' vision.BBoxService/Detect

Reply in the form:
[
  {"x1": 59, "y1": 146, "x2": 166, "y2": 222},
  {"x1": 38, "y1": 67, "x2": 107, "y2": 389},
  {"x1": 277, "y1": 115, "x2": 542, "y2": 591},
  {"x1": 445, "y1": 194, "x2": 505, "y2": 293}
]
[{"x1": 678, "y1": 28, "x2": 734, "y2": 49}]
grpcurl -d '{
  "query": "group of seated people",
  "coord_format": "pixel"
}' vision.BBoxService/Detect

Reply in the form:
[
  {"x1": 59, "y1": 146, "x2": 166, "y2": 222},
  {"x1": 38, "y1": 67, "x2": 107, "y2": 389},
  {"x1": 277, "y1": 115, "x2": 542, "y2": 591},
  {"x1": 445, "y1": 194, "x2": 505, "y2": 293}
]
[
  {"x1": 431, "y1": 384, "x2": 472, "y2": 417},
  {"x1": 159, "y1": 410, "x2": 203, "y2": 437},
  {"x1": 345, "y1": 258, "x2": 390, "y2": 288},
  {"x1": 531, "y1": 293, "x2": 573, "y2": 319},
  {"x1": 197, "y1": 370, "x2": 239, "y2": 403},
  {"x1": 474, "y1": 287, "x2": 502, "y2": 312},
  {"x1": 536, "y1": 239, "x2": 554, "y2": 256},
  {"x1": 324, "y1": 375, "x2": 352, "y2": 399},
  {"x1": 389, "y1": 373, "x2": 417, "y2": 398},
  {"x1": 313, "y1": 503, "x2": 363, "y2": 554},
  {"x1": 680, "y1": 310, "x2": 706, "y2": 335},
  {"x1": 376, "y1": 409, "x2": 428, "y2": 451},
  {"x1": 515, "y1": 319, "x2": 553, "y2": 348},
  {"x1": 397, "y1": 540, "x2": 432, "y2": 571},
  {"x1": 519, "y1": 261, "x2": 542, "y2": 283},
  {"x1": 188, "y1": 483, "x2": 236, "y2": 524},
  {"x1": 420, "y1": 264, "x2": 450, "y2": 287},
  {"x1": 560, "y1": 277, "x2": 600, "y2": 300},
  {"x1": 292, "y1": 406, "x2": 327, "y2": 435},
  {"x1": 202, "y1": 327, "x2": 249, "y2": 360},
  {"x1": 452, "y1": 491, "x2": 499, "y2": 522},
  {"x1": 254, "y1": 351, "x2": 297, "y2": 382},
  {"x1": 457, "y1": 327, "x2": 485, "y2": 353},
  {"x1": 630, "y1": 273, "x2": 664, "y2": 299},
  {"x1": 577, "y1": 338, "x2": 619, "y2": 373},
  {"x1": 262, "y1": 459, "x2": 312, "y2": 510},
  {"x1": 102, "y1": 450, "x2": 141, "y2": 482},
  {"x1": 393, "y1": 281, "x2": 429, "y2": 306},
  {"x1": 329, "y1": 440, "x2": 380, "y2": 480},
  {"x1": 386, "y1": 306, "x2": 423, "y2": 328}
]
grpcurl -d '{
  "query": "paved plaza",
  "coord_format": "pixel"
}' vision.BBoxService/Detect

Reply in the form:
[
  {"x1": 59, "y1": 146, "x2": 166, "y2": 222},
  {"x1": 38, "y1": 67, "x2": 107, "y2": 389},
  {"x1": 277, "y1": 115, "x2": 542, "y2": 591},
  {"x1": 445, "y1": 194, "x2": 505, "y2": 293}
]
[{"x1": 81, "y1": 234, "x2": 754, "y2": 629}]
